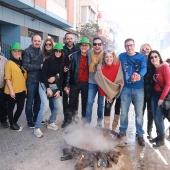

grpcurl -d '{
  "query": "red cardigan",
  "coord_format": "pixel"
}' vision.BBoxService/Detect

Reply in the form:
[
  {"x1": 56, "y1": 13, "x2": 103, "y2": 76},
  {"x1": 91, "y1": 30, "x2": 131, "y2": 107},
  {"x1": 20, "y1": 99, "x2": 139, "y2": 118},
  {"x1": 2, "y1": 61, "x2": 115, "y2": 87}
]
[{"x1": 99, "y1": 62, "x2": 120, "y2": 96}]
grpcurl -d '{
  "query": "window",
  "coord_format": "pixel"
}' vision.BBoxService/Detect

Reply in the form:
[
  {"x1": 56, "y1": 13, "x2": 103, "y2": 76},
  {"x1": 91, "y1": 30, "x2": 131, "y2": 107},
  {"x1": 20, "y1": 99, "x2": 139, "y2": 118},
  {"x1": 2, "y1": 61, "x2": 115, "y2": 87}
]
[{"x1": 48, "y1": 34, "x2": 59, "y2": 43}]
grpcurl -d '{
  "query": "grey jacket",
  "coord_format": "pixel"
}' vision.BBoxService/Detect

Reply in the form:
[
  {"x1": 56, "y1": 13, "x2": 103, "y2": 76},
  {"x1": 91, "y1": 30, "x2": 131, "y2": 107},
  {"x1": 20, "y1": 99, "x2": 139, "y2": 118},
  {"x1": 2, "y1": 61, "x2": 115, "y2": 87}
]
[{"x1": 23, "y1": 45, "x2": 43, "y2": 83}]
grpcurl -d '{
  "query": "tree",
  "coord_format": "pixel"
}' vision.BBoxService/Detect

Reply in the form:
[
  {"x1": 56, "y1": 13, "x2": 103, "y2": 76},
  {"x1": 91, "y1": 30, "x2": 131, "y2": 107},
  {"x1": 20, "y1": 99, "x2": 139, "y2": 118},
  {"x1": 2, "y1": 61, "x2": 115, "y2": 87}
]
[{"x1": 79, "y1": 21, "x2": 99, "y2": 42}]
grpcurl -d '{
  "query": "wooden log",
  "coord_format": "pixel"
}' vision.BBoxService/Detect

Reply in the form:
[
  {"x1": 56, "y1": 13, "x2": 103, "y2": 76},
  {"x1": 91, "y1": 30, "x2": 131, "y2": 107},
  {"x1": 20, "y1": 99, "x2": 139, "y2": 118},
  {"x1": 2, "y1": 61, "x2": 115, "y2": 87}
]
[{"x1": 75, "y1": 160, "x2": 92, "y2": 170}]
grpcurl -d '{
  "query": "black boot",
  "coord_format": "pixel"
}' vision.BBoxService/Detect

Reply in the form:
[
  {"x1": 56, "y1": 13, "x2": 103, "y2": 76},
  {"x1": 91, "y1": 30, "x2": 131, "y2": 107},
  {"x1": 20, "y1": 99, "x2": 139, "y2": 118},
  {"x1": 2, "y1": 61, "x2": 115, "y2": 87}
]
[
  {"x1": 149, "y1": 136, "x2": 158, "y2": 143},
  {"x1": 153, "y1": 134, "x2": 165, "y2": 147},
  {"x1": 147, "y1": 125, "x2": 153, "y2": 139},
  {"x1": 168, "y1": 127, "x2": 170, "y2": 141}
]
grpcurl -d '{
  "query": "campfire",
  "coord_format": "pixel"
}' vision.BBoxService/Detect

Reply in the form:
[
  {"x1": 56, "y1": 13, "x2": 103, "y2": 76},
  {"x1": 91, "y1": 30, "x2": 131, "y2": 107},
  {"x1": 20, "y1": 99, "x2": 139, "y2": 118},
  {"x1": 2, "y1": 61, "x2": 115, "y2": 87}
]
[
  {"x1": 61, "y1": 146, "x2": 122, "y2": 170},
  {"x1": 61, "y1": 125, "x2": 126, "y2": 170}
]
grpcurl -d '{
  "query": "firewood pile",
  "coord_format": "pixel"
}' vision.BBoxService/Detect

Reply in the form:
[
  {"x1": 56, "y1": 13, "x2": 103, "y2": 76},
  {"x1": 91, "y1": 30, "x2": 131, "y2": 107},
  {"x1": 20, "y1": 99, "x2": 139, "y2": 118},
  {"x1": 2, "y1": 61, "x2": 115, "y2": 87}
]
[{"x1": 60, "y1": 146, "x2": 123, "y2": 170}]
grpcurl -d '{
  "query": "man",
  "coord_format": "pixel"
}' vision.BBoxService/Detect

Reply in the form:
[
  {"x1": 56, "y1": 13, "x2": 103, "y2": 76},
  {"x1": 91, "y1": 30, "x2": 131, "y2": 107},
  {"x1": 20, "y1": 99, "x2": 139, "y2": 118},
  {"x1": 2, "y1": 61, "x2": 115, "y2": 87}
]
[
  {"x1": 61, "y1": 32, "x2": 79, "y2": 128},
  {"x1": 86, "y1": 37, "x2": 104, "y2": 126},
  {"x1": 65, "y1": 37, "x2": 91, "y2": 125},
  {"x1": 119, "y1": 38, "x2": 147, "y2": 146},
  {"x1": 0, "y1": 44, "x2": 5, "y2": 56},
  {"x1": 23, "y1": 34, "x2": 43, "y2": 128},
  {"x1": 0, "y1": 52, "x2": 9, "y2": 128}
]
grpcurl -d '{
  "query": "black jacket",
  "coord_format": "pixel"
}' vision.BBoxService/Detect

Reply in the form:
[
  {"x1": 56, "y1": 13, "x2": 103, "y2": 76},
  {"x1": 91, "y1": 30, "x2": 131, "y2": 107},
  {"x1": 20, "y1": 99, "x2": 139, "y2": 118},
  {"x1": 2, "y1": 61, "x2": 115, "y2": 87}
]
[
  {"x1": 23, "y1": 45, "x2": 43, "y2": 83},
  {"x1": 144, "y1": 66, "x2": 155, "y2": 100},
  {"x1": 63, "y1": 44, "x2": 79, "y2": 87},
  {"x1": 66, "y1": 51, "x2": 82, "y2": 87},
  {"x1": 40, "y1": 57, "x2": 64, "y2": 94}
]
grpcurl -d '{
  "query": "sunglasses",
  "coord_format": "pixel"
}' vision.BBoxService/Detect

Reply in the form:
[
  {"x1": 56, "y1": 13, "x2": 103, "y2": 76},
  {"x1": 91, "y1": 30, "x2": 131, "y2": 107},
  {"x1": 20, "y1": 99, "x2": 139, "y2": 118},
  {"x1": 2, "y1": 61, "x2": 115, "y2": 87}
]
[
  {"x1": 93, "y1": 43, "x2": 102, "y2": 46},
  {"x1": 45, "y1": 43, "x2": 52, "y2": 46},
  {"x1": 104, "y1": 50, "x2": 114, "y2": 54},
  {"x1": 55, "y1": 50, "x2": 62, "y2": 53},
  {"x1": 150, "y1": 56, "x2": 158, "y2": 59},
  {"x1": 142, "y1": 48, "x2": 150, "y2": 51}
]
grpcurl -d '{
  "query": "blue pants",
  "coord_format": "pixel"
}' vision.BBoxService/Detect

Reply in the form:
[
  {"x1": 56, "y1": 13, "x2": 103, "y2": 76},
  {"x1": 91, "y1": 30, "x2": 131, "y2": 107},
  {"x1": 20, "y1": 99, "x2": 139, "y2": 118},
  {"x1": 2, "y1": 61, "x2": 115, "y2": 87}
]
[
  {"x1": 119, "y1": 87, "x2": 144, "y2": 137},
  {"x1": 151, "y1": 94, "x2": 165, "y2": 135},
  {"x1": 86, "y1": 83, "x2": 104, "y2": 123},
  {"x1": 25, "y1": 82, "x2": 40, "y2": 123}
]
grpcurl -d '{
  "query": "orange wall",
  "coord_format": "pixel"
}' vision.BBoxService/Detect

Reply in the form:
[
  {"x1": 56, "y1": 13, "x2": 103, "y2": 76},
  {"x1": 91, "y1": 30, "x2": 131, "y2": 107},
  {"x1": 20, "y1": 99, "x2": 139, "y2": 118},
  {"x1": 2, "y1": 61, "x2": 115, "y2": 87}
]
[
  {"x1": 32, "y1": 0, "x2": 46, "y2": 8},
  {"x1": 66, "y1": 0, "x2": 75, "y2": 24}
]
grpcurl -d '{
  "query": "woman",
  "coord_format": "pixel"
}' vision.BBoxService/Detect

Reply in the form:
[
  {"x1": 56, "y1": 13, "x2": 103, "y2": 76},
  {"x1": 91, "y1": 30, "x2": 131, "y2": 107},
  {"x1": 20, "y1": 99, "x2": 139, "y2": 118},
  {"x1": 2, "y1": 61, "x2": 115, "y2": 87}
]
[
  {"x1": 34, "y1": 43, "x2": 64, "y2": 138},
  {"x1": 41, "y1": 38, "x2": 55, "y2": 124},
  {"x1": 95, "y1": 50, "x2": 124, "y2": 130},
  {"x1": 140, "y1": 43, "x2": 154, "y2": 139},
  {"x1": 42, "y1": 38, "x2": 54, "y2": 60},
  {"x1": 148, "y1": 50, "x2": 170, "y2": 147},
  {"x1": 4, "y1": 42, "x2": 27, "y2": 131}
]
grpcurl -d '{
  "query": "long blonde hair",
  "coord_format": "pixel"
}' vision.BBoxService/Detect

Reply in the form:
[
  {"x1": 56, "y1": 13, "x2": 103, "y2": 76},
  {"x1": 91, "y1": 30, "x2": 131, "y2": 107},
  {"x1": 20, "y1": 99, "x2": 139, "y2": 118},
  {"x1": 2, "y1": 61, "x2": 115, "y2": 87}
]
[{"x1": 102, "y1": 50, "x2": 119, "y2": 66}]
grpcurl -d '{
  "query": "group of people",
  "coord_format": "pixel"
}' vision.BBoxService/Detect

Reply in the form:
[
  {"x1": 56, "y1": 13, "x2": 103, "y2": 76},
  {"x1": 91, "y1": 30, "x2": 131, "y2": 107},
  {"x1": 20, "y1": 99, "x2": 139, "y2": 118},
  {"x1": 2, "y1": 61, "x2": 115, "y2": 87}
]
[{"x1": 0, "y1": 33, "x2": 170, "y2": 148}]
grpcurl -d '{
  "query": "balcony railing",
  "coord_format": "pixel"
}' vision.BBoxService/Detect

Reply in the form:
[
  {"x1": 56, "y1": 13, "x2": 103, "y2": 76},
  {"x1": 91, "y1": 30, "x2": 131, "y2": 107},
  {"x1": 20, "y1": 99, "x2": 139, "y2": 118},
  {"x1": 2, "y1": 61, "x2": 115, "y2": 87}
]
[{"x1": 1, "y1": 43, "x2": 11, "y2": 60}]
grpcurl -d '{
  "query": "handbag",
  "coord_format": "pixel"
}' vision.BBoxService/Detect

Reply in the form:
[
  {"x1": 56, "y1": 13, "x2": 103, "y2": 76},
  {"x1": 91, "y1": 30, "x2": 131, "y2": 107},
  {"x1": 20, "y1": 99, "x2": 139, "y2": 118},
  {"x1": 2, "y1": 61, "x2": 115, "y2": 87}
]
[
  {"x1": 40, "y1": 83, "x2": 58, "y2": 99},
  {"x1": 156, "y1": 81, "x2": 170, "y2": 122}
]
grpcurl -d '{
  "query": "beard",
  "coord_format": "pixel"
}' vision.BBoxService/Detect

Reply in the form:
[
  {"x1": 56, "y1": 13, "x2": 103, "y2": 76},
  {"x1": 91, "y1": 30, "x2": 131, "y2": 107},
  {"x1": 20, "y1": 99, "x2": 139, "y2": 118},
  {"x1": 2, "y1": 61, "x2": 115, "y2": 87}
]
[{"x1": 66, "y1": 41, "x2": 73, "y2": 47}]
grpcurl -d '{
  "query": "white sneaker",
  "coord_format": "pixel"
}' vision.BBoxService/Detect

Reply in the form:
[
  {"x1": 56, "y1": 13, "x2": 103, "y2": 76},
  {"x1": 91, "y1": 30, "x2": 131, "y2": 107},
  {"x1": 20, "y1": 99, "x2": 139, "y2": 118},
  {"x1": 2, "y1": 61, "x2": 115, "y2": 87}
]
[
  {"x1": 47, "y1": 123, "x2": 58, "y2": 130},
  {"x1": 34, "y1": 128, "x2": 43, "y2": 138}
]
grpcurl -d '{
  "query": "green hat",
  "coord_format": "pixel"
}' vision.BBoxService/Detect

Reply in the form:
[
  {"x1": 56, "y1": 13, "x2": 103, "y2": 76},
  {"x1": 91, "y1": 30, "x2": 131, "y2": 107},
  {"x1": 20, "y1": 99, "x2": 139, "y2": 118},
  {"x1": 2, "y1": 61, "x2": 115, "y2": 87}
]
[
  {"x1": 77, "y1": 37, "x2": 92, "y2": 49},
  {"x1": 10, "y1": 42, "x2": 23, "y2": 51},
  {"x1": 52, "y1": 43, "x2": 66, "y2": 52}
]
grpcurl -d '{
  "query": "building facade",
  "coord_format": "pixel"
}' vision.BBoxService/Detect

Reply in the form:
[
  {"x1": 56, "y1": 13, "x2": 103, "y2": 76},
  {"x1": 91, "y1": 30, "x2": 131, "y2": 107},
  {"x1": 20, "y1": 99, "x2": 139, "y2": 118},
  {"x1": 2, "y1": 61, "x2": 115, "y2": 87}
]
[{"x1": 0, "y1": 0, "x2": 77, "y2": 58}]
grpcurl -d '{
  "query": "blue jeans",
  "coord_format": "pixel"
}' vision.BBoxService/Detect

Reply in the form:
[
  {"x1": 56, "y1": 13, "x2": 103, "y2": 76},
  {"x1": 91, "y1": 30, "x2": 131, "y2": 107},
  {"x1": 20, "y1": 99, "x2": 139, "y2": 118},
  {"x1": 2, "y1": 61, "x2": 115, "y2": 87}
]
[
  {"x1": 25, "y1": 82, "x2": 40, "y2": 122},
  {"x1": 119, "y1": 87, "x2": 144, "y2": 137},
  {"x1": 151, "y1": 93, "x2": 165, "y2": 135},
  {"x1": 86, "y1": 83, "x2": 104, "y2": 123},
  {"x1": 35, "y1": 83, "x2": 61, "y2": 129}
]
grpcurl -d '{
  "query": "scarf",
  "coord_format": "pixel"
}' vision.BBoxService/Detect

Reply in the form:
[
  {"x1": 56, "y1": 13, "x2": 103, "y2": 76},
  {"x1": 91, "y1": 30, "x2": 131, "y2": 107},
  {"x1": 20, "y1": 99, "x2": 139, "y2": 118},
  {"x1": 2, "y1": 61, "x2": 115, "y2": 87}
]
[
  {"x1": 10, "y1": 57, "x2": 22, "y2": 67},
  {"x1": 94, "y1": 63, "x2": 124, "y2": 100},
  {"x1": 89, "y1": 51, "x2": 103, "y2": 73}
]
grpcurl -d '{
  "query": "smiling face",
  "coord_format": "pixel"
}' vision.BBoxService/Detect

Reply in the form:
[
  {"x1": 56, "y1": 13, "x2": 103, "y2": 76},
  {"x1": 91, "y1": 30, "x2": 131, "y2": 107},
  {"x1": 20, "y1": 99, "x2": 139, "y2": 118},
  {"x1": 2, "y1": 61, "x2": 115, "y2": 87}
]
[
  {"x1": 32, "y1": 35, "x2": 41, "y2": 49},
  {"x1": 141, "y1": 44, "x2": 151, "y2": 58},
  {"x1": 93, "y1": 39, "x2": 103, "y2": 55},
  {"x1": 11, "y1": 50, "x2": 22, "y2": 60},
  {"x1": 124, "y1": 40, "x2": 136, "y2": 56},
  {"x1": 65, "y1": 33, "x2": 74, "y2": 48},
  {"x1": 150, "y1": 52, "x2": 161, "y2": 68},
  {"x1": 45, "y1": 40, "x2": 52, "y2": 51},
  {"x1": 104, "y1": 52, "x2": 114, "y2": 66},
  {"x1": 54, "y1": 50, "x2": 62, "y2": 58},
  {"x1": 80, "y1": 43, "x2": 90, "y2": 55}
]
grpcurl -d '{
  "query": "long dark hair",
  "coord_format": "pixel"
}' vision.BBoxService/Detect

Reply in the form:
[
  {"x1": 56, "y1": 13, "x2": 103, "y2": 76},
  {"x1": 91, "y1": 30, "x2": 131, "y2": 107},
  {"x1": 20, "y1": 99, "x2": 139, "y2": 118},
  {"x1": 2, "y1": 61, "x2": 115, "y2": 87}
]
[
  {"x1": 51, "y1": 50, "x2": 64, "y2": 65},
  {"x1": 147, "y1": 50, "x2": 163, "y2": 69},
  {"x1": 42, "y1": 38, "x2": 54, "y2": 59}
]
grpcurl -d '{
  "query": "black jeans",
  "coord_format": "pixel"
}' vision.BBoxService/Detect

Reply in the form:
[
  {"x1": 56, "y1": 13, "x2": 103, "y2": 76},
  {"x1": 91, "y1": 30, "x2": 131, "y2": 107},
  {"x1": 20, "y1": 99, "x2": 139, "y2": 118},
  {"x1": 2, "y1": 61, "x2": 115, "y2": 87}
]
[
  {"x1": 6, "y1": 92, "x2": 25, "y2": 126},
  {"x1": 104, "y1": 96, "x2": 121, "y2": 116},
  {"x1": 143, "y1": 97, "x2": 153, "y2": 129},
  {"x1": 0, "y1": 87, "x2": 8, "y2": 122},
  {"x1": 69, "y1": 82, "x2": 88, "y2": 118},
  {"x1": 62, "y1": 90, "x2": 69, "y2": 119}
]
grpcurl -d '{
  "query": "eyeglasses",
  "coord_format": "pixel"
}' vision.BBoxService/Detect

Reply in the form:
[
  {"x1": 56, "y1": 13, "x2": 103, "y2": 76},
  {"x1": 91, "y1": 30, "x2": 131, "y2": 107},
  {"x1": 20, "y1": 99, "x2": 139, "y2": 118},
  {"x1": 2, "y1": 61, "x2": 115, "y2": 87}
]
[
  {"x1": 93, "y1": 43, "x2": 102, "y2": 46},
  {"x1": 45, "y1": 43, "x2": 52, "y2": 46},
  {"x1": 104, "y1": 50, "x2": 114, "y2": 54},
  {"x1": 125, "y1": 44, "x2": 134, "y2": 48},
  {"x1": 55, "y1": 50, "x2": 62, "y2": 53},
  {"x1": 150, "y1": 56, "x2": 158, "y2": 59}
]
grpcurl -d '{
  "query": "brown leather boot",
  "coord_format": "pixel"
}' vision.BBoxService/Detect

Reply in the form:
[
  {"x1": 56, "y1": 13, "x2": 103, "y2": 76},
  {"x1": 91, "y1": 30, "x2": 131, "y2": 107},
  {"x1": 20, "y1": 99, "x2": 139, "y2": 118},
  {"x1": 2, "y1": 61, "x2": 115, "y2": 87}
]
[
  {"x1": 104, "y1": 116, "x2": 110, "y2": 129},
  {"x1": 112, "y1": 114, "x2": 120, "y2": 131},
  {"x1": 138, "y1": 137, "x2": 145, "y2": 146}
]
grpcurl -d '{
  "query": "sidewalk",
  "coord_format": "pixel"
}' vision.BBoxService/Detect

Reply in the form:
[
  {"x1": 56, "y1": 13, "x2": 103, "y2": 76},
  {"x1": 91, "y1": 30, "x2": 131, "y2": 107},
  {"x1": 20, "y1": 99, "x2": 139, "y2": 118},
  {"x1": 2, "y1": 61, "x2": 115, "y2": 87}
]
[{"x1": 0, "y1": 99, "x2": 170, "y2": 170}]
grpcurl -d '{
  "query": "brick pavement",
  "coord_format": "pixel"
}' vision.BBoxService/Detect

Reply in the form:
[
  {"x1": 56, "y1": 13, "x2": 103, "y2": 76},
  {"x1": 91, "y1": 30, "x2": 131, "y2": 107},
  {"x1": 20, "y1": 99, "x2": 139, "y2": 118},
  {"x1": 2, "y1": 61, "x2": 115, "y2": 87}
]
[{"x1": 0, "y1": 98, "x2": 170, "y2": 170}]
